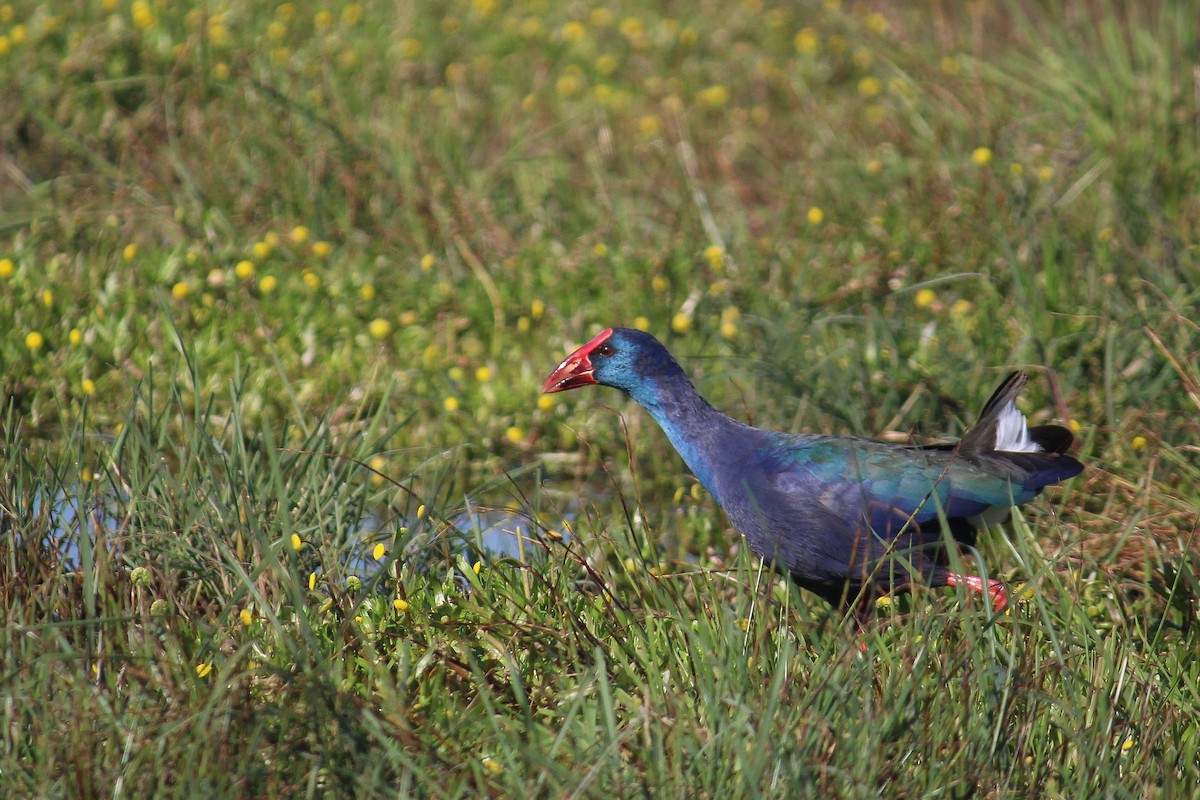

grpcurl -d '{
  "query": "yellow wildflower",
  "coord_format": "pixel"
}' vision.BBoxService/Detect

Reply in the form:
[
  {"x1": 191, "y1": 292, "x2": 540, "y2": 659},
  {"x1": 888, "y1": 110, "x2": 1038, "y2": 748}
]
[
  {"x1": 794, "y1": 27, "x2": 818, "y2": 55},
  {"x1": 239, "y1": 608, "x2": 253, "y2": 626},
  {"x1": 373, "y1": 543, "x2": 386, "y2": 560},
  {"x1": 368, "y1": 318, "x2": 392, "y2": 339},
  {"x1": 25, "y1": 331, "x2": 44, "y2": 351},
  {"x1": 259, "y1": 275, "x2": 277, "y2": 293},
  {"x1": 671, "y1": 313, "x2": 691, "y2": 333},
  {"x1": 291, "y1": 225, "x2": 309, "y2": 243},
  {"x1": 972, "y1": 147, "x2": 993, "y2": 166},
  {"x1": 443, "y1": 397, "x2": 459, "y2": 413},
  {"x1": 290, "y1": 533, "x2": 303, "y2": 551},
  {"x1": 704, "y1": 245, "x2": 724, "y2": 270},
  {"x1": 914, "y1": 288, "x2": 936, "y2": 309},
  {"x1": 0, "y1": 258, "x2": 13, "y2": 278},
  {"x1": 807, "y1": 206, "x2": 824, "y2": 225},
  {"x1": 312, "y1": 241, "x2": 332, "y2": 257},
  {"x1": 235, "y1": 260, "x2": 255, "y2": 280},
  {"x1": 172, "y1": 282, "x2": 190, "y2": 299},
  {"x1": 123, "y1": 244, "x2": 138, "y2": 261},
  {"x1": 196, "y1": 663, "x2": 213, "y2": 678}
]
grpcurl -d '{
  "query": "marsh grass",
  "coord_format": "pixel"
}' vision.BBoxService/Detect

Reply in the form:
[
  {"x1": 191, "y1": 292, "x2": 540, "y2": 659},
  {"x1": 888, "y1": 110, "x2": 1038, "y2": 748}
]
[{"x1": 2, "y1": 0, "x2": 1199, "y2": 796}]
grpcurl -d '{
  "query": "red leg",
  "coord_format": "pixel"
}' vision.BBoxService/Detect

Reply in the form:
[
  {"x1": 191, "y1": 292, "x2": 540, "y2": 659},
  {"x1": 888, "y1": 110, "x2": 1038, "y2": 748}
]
[{"x1": 946, "y1": 573, "x2": 1008, "y2": 612}]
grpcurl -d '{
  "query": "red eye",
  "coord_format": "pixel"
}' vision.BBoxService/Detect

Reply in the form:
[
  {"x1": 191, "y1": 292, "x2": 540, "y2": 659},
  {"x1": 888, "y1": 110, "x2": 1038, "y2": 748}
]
[{"x1": 594, "y1": 342, "x2": 615, "y2": 357}]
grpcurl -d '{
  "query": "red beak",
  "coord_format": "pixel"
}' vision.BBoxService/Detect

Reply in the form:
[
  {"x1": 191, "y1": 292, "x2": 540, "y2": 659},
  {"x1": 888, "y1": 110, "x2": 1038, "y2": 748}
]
[{"x1": 542, "y1": 328, "x2": 613, "y2": 393}]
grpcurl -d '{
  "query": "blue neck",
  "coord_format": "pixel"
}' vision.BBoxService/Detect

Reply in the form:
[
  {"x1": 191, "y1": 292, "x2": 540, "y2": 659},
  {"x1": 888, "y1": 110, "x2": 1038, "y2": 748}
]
[{"x1": 626, "y1": 376, "x2": 742, "y2": 497}]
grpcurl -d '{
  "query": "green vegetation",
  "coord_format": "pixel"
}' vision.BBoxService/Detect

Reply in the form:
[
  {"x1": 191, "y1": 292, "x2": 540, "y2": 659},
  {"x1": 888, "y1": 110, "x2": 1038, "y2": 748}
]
[{"x1": 2, "y1": 0, "x2": 1197, "y2": 796}]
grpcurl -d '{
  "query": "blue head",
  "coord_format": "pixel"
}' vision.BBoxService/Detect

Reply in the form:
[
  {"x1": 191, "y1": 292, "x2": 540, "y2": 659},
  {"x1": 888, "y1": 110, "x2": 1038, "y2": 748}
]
[{"x1": 542, "y1": 327, "x2": 686, "y2": 405}]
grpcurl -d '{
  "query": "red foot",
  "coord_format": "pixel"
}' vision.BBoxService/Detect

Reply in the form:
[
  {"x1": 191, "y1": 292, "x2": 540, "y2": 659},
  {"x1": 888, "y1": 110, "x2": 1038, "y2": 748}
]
[{"x1": 946, "y1": 573, "x2": 1008, "y2": 613}]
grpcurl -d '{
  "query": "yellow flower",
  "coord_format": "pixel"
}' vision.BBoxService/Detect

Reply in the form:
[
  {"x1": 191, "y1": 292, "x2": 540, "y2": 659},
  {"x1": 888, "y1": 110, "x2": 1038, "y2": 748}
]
[
  {"x1": 131, "y1": 0, "x2": 156, "y2": 29},
  {"x1": 651, "y1": 275, "x2": 668, "y2": 293},
  {"x1": 857, "y1": 76, "x2": 882, "y2": 98},
  {"x1": 561, "y1": 21, "x2": 585, "y2": 42},
  {"x1": 807, "y1": 206, "x2": 824, "y2": 225},
  {"x1": 82, "y1": 378, "x2": 96, "y2": 395},
  {"x1": 1010, "y1": 162, "x2": 1025, "y2": 177},
  {"x1": 235, "y1": 260, "x2": 255, "y2": 280},
  {"x1": 373, "y1": 543, "x2": 386, "y2": 561},
  {"x1": 591, "y1": 8, "x2": 613, "y2": 26},
  {"x1": 395, "y1": 36, "x2": 422, "y2": 58},
  {"x1": 123, "y1": 244, "x2": 138, "y2": 261},
  {"x1": 360, "y1": 284, "x2": 376, "y2": 301},
  {"x1": 638, "y1": 115, "x2": 661, "y2": 138},
  {"x1": 794, "y1": 27, "x2": 818, "y2": 55},
  {"x1": 342, "y1": 3, "x2": 363, "y2": 24},
  {"x1": 312, "y1": 241, "x2": 332, "y2": 257},
  {"x1": 290, "y1": 533, "x2": 303, "y2": 551},
  {"x1": 950, "y1": 299, "x2": 973, "y2": 317},
  {"x1": 443, "y1": 397, "x2": 460, "y2": 413},
  {"x1": 239, "y1": 608, "x2": 253, "y2": 626},
  {"x1": 940, "y1": 56, "x2": 960, "y2": 76},
  {"x1": 0, "y1": 258, "x2": 13, "y2": 278},
  {"x1": 416, "y1": 504, "x2": 426, "y2": 519},
  {"x1": 671, "y1": 313, "x2": 691, "y2": 333},
  {"x1": 253, "y1": 240, "x2": 272, "y2": 260},
  {"x1": 314, "y1": 10, "x2": 332, "y2": 28},
  {"x1": 1131, "y1": 435, "x2": 1147, "y2": 451},
  {"x1": 1068, "y1": 419, "x2": 1081, "y2": 434},
  {"x1": 472, "y1": 560, "x2": 482, "y2": 575},
  {"x1": 69, "y1": 328, "x2": 83, "y2": 345},
  {"x1": 866, "y1": 12, "x2": 889, "y2": 35},
  {"x1": 720, "y1": 321, "x2": 737, "y2": 339},
  {"x1": 302, "y1": 270, "x2": 320, "y2": 288},
  {"x1": 530, "y1": 299, "x2": 545, "y2": 319},
  {"x1": 393, "y1": 597, "x2": 409, "y2": 611},
  {"x1": 704, "y1": 245, "x2": 724, "y2": 270},
  {"x1": 697, "y1": 85, "x2": 730, "y2": 108},
  {"x1": 475, "y1": 366, "x2": 492, "y2": 382},
  {"x1": 196, "y1": 663, "x2": 213, "y2": 678},
  {"x1": 537, "y1": 395, "x2": 555, "y2": 411},
  {"x1": 592, "y1": 243, "x2": 609, "y2": 257},
  {"x1": 368, "y1": 318, "x2": 392, "y2": 339},
  {"x1": 505, "y1": 426, "x2": 523, "y2": 444},
  {"x1": 41, "y1": 289, "x2": 53, "y2": 307},
  {"x1": 308, "y1": 571, "x2": 317, "y2": 590},
  {"x1": 972, "y1": 147, "x2": 993, "y2": 166},
  {"x1": 420, "y1": 253, "x2": 435, "y2": 271},
  {"x1": 556, "y1": 73, "x2": 581, "y2": 97},
  {"x1": 259, "y1": 275, "x2": 277, "y2": 293},
  {"x1": 1036, "y1": 165, "x2": 1054, "y2": 182},
  {"x1": 25, "y1": 331, "x2": 44, "y2": 351},
  {"x1": 291, "y1": 225, "x2": 309, "y2": 243},
  {"x1": 633, "y1": 316, "x2": 650, "y2": 331},
  {"x1": 172, "y1": 281, "x2": 190, "y2": 299},
  {"x1": 914, "y1": 288, "x2": 936, "y2": 309},
  {"x1": 398, "y1": 311, "x2": 417, "y2": 326},
  {"x1": 445, "y1": 62, "x2": 467, "y2": 85}
]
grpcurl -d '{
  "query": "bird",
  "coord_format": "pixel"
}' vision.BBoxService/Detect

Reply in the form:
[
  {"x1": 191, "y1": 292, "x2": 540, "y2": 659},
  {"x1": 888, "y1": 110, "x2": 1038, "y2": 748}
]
[{"x1": 542, "y1": 326, "x2": 1083, "y2": 621}]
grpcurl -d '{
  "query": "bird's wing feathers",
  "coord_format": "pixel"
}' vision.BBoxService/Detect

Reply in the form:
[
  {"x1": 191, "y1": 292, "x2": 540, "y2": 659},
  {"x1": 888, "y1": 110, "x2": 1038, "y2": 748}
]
[{"x1": 754, "y1": 436, "x2": 1053, "y2": 537}]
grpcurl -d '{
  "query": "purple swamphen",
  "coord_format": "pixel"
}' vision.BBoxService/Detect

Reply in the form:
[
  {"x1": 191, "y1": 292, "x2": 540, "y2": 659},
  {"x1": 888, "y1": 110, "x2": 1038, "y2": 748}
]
[{"x1": 543, "y1": 327, "x2": 1083, "y2": 620}]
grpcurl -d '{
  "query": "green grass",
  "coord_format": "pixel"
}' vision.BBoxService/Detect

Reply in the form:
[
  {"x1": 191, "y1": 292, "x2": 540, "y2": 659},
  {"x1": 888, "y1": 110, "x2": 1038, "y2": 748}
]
[{"x1": 2, "y1": 0, "x2": 1198, "y2": 796}]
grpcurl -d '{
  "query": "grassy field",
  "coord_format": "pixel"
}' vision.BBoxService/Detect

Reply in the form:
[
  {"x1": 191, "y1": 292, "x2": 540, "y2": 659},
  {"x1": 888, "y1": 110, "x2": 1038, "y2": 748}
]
[{"x1": 2, "y1": 0, "x2": 1199, "y2": 796}]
